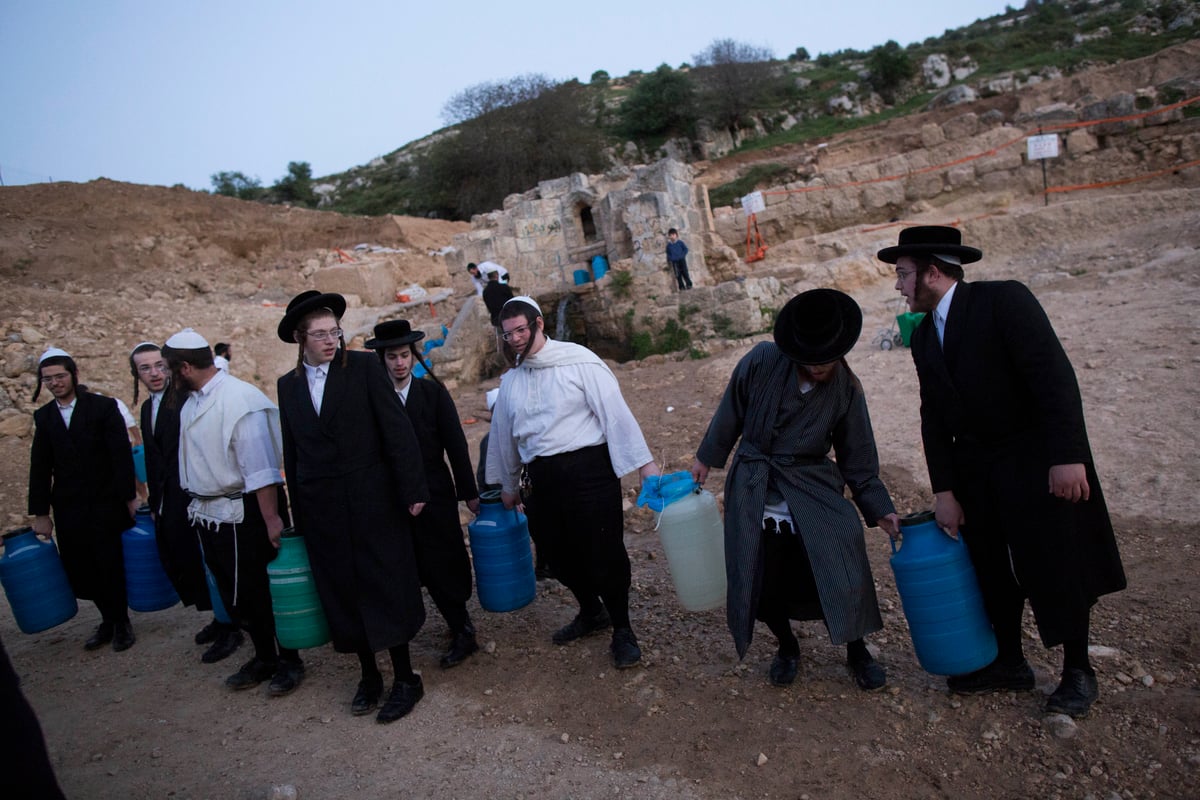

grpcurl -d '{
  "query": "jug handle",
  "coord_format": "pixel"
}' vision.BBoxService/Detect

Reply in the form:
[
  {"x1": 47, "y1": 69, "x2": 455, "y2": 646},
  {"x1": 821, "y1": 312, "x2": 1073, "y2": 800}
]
[{"x1": 889, "y1": 525, "x2": 967, "y2": 554}]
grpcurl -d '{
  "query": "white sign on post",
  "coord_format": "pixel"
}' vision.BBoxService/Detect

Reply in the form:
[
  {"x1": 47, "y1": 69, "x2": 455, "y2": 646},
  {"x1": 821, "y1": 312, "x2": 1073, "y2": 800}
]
[
  {"x1": 1027, "y1": 134, "x2": 1060, "y2": 160},
  {"x1": 741, "y1": 191, "x2": 765, "y2": 215}
]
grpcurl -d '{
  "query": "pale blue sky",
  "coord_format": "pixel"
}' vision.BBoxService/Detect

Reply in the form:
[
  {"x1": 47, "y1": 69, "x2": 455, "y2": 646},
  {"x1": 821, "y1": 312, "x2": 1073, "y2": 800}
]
[{"x1": 1, "y1": 1, "x2": 1008, "y2": 190}]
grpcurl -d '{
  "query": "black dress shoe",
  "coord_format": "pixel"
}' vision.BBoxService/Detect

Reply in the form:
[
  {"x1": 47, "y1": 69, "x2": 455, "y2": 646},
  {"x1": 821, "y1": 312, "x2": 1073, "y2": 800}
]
[
  {"x1": 439, "y1": 629, "x2": 480, "y2": 669},
  {"x1": 769, "y1": 653, "x2": 799, "y2": 686},
  {"x1": 377, "y1": 676, "x2": 424, "y2": 724},
  {"x1": 85, "y1": 622, "x2": 115, "y2": 651},
  {"x1": 947, "y1": 658, "x2": 1035, "y2": 695},
  {"x1": 1045, "y1": 668, "x2": 1099, "y2": 718},
  {"x1": 552, "y1": 607, "x2": 611, "y2": 645},
  {"x1": 111, "y1": 621, "x2": 136, "y2": 652},
  {"x1": 610, "y1": 627, "x2": 641, "y2": 669},
  {"x1": 268, "y1": 659, "x2": 305, "y2": 697},
  {"x1": 848, "y1": 651, "x2": 886, "y2": 692},
  {"x1": 201, "y1": 629, "x2": 244, "y2": 664},
  {"x1": 225, "y1": 657, "x2": 277, "y2": 691},
  {"x1": 352, "y1": 675, "x2": 384, "y2": 716},
  {"x1": 194, "y1": 618, "x2": 222, "y2": 645}
]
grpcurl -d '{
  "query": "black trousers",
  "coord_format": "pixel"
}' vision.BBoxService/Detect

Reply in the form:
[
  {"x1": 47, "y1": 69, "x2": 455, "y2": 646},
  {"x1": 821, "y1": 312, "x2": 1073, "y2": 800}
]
[
  {"x1": 525, "y1": 444, "x2": 632, "y2": 628},
  {"x1": 0, "y1": 636, "x2": 66, "y2": 799},
  {"x1": 670, "y1": 259, "x2": 693, "y2": 290},
  {"x1": 196, "y1": 487, "x2": 296, "y2": 663},
  {"x1": 411, "y1": 498, "x2": 474, "y2": 633}
]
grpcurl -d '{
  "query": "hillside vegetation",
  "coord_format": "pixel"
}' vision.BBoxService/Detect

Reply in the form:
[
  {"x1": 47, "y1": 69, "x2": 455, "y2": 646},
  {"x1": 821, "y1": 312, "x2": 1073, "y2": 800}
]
[{"x1": 213, "y1": 0, "x2": 1199, "y2": 219}]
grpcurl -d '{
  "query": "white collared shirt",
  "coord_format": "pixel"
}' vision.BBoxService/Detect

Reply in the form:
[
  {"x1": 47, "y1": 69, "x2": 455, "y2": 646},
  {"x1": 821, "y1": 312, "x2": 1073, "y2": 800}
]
[
  {"x1": 934, "y1": 281, "x2": 959, "y2": 347},
  {"x1": 394, "y1": 377, "x2": 412, "y2": 406},
  {"x1": 150, "y1": 390, "x2": 165, "y2": 432},
  {"x1": 56, "y1": 397, "x2": 76, "y2": 427},
  {"x1": 303, "y1": 361, "x2": 330, "y2": 414}
]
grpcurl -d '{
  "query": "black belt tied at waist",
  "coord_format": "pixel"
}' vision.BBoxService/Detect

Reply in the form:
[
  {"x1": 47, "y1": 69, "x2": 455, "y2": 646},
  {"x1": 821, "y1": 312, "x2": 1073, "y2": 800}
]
[{"x1": 186, "y1": 490, "x2": 245, "y2": 501}]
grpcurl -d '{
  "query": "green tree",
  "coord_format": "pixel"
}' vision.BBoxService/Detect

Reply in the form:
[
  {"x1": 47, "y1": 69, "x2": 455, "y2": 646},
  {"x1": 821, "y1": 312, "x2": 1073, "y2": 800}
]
[
  {"x1": 421, "y1": 78, "x2": 606, "y2": 218},
  {"x1": 210, "y1": 171, "x2": 263, "y2": 200},
  {"x1": 616, "y1": 64, "x2": 698, "y2": 139},
  {"x1": 273, "y1": 161, "x2": 316, "y2": 207},
  {"x1": 787, "y1": 46, "x2": 811, "y2": 62},
  {"x1": 866, "y1": 40, "x2": 915, "y2": 104},
  {"x1": 590, "y1": 69, "x2": 610, "y2": 85},
  {"x1": 692, "y1": 38, "x2": 776, "y2": 133}
]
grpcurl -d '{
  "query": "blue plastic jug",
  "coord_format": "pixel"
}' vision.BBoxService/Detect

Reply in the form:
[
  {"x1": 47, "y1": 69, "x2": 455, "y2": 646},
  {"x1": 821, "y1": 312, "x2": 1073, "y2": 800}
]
[
  {"x1": 890, "y1": 511, "x2": 997, "y2": 676},
  {"x1": 123, "y1": 516, "x2": 180, "y2": 613},
  {"x1": 0, "y1": 528, "x2": 78, "y2": 633},
  {"x1": 591, "y1": 255, "x2": 609, "y2": 280},
  {"x1": 204, "y1": 563, "x2": 232, "y2": 624},
  {"x1": 132, "y1": 444, "x2": 148, "y2": 483},
  {"x1": 467, "y1": 491, "x2": 536, "y2": 612},
  {"x1": 267, "y1": 528, "x2": 331, "y2": 649},
  {"x1": 573, "y1": 269, "x2": 591, "y2": 286}
]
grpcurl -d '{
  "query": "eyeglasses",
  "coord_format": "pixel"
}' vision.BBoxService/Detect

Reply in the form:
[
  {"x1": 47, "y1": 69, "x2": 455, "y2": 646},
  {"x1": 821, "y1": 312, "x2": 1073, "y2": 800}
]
[
  {"x1": 501, "y1": 323, "x2": 532, "y2": 342},
  {"x1": 136, "y1": 362, "x2": 168, "y2": 375},
  {"x1": 304, "y1": 328, "x2": 343, "y2": 342},
  {"x1": 895, "y1": 270, "x2": 916, "y2": 281},
  {"x1": 40, "y1": 372, "x2": 72, "y2": 384}
]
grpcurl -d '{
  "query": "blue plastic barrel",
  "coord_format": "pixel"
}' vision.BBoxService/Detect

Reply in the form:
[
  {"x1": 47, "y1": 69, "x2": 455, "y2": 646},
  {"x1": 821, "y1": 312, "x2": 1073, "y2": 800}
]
[
  {"x1": 890, "y1": 511, "x2": 997, "y2": 676},
  {"x1": 467, "y1": 491, "x2": 535, "y2": 612},
  {"x1": 132, "y1": 444, "x2": 147, "y2": 483},
  {"x1": 573, "y1": 269, "x2": 591, "y2": 286},
  {"x1": 591, "y1": 255, "x2": 609, "y2": 280},
  {"x1": 204, "y1": 563, "x2": 232, "y2": 624},
  {"x1": 123, "y1": 519, "x2": 180, "y2": 613},
  {"x1": 0, "y1": 528, "x2": 79, "y2": 633}
]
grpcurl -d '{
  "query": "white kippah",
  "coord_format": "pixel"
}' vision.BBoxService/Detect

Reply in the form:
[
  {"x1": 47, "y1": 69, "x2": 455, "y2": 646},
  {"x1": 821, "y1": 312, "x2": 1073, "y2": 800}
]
[
  {"x1": 486, "y1": 387, "x2": 500, "y2": 411},
  {"x1": 503, "y1": 295, "x2": 542, "y2": 316},
  {"x1": 933, "y1": 253, "x2": 962, "y2": 267},
  {"x1": 165, "y1": 328, "x2": 210, "y2": 349},
  {"x1": 39, "y1": 347, "x2": 71, "y2": 364},
  {"x1": 130, "y1": 341, "x2": 160, "y2": 357}
]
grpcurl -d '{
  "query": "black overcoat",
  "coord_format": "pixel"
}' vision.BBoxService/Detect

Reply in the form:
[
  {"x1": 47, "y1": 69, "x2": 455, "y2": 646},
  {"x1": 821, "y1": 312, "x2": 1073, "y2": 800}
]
[
  {"x1": 278, "y1": 351, "x2": 429, "y2": 653},
  {"x1": 28, "y1": 391, "x2": 135, "y2": 600},
  {"x1": 911, "y1": 280, "x2": 1125, "y2": 646},
  {"x1": 404, "y1": 377, "x2": 478, "y2": 601},
  {"x1": 140, "y1": 392, "x2": 209, "y2": 609}
]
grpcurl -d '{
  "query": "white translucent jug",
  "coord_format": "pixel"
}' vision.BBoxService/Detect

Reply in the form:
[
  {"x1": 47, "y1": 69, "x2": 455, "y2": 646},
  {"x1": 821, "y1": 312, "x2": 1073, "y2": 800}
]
[{"x1": 657, "y1": 489, "x2": 727, "y2": 612}]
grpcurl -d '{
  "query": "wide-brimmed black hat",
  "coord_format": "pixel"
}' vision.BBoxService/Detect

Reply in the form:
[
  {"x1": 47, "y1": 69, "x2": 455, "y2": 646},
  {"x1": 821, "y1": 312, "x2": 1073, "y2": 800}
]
[
  {"x1": 364, "y1": 319, "x2": 425, "y2": 350},
  {"x1": 277, "y1": 291, "x2": 347, "y2": 343},
  {"x1": 876, "y1": 225, "x2": 982, "y2": 265},
  {"x1": 773, "y1": 289, "x2": 863, "y2": 364}
]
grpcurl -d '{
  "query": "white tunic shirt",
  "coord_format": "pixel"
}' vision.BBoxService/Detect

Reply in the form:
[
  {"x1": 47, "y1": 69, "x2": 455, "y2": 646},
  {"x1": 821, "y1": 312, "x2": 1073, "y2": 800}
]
[{"x1": 485, "y1": 338, "x2": 652, "y2": 495}]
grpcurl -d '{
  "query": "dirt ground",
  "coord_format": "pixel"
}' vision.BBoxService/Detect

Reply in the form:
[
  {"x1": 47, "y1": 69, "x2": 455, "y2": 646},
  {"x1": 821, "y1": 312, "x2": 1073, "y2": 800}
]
[{"x1": 3, "y1": 89, "x2": 1200, "y2": 800}]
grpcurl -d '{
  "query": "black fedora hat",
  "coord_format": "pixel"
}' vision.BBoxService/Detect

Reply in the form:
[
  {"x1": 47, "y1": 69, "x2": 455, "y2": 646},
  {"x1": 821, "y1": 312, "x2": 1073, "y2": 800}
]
[
  {"x1": 364, "y1": 319, "x2": 425, "y2": 350},
  {"x1": 277, "y1": 291, "x2": 347, "y2": 343},
  {"x1": 876, "y1": 225, "x2": 982, "y2": 265},
  {"x1": 773, "y1": 289, "x2": 863, "y2": 364}
]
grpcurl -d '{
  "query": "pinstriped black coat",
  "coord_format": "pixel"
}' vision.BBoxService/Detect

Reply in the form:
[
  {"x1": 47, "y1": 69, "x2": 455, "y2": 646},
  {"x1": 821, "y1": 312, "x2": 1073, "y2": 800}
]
[{"x1": 697, "y1": 343, "x2": 895, "y2": 657}]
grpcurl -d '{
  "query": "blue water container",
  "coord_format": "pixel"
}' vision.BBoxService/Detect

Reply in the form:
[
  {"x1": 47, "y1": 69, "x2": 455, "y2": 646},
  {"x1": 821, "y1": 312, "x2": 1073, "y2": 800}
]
[
  {"x1": 0, "y1": 528, "x2": 78, "y2": 633},
  {"x1": 204, "y1": 563, "x2": 232, "y2": 624},
  {"x1": 890, "y1": 511, "x2": 997, "y2": 676},
  {"x1": 467, "y1": 491, "x2": 536, "y2": 612},
  {"x1": 134, "y1": 504, "x2": 154, "y2": 534},
  {"x1": 123, "y1": 518, "x2": 180, "y2": 613},
  {"x1": 132, "y1": 444, "x2": 147, "y2": 483},
  {"x1": 591, "y1": 255, "x2": 609, "y2": 280},
  {"x1": 573, "y1": 269, "x2": 591, "y2": 286}
]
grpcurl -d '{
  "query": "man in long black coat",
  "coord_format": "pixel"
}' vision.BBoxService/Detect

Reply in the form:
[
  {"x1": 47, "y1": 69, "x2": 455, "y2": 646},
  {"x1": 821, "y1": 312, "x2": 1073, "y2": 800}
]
[
  {"x1": 881, "y1": 225, "x2": 1126, "y2": 718},
  {"x1": 28, "y1": 348, "x2": 137, "y2": 652},
  {"x1": 131, "y1": 342, "x2": 242, "y2": 662},
  {"x1": 277, "y1": 292, "x2": 430, "y2": 724},
  {"x1": 366, "y1": 319, "x2": 481, "y2": 669}
]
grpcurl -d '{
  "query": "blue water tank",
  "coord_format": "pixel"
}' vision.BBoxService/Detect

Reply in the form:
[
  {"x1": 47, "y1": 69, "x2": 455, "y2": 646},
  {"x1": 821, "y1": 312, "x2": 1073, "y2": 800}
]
[
  {"x1": 591, "y1": 255, "x2": 609, "y2": 280},
  {"x1": 467, "y1": 491, "x2": 535, "y2": 612},
  {"x1": 123, "y1": 518, "x2": 180, "y2": 613},
  {"x1": 204, "y1": 563, "x2": 232, "y2": 624},
  {"x1": 890, "y1": 511, "x2": 997, "y2": 676},
  {"x1": 573, "y1": 269, "x2": 591, "y2": 286},
  {"x1": 0, "y1": 528, "x2": 78, "y2": 633}
]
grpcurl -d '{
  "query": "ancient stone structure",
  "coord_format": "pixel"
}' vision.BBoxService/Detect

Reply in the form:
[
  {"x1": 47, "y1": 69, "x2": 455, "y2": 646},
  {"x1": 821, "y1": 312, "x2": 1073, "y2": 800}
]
[{"x1": 450, "y1": 159, "x2": 712, "y2": 301}]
